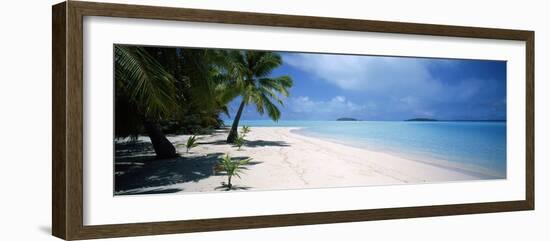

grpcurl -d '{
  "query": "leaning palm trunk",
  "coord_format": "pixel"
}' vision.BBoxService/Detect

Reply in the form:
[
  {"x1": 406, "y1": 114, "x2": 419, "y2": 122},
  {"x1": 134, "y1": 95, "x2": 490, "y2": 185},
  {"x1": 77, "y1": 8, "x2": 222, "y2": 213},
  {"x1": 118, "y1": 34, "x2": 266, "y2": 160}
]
[
  {"x1": 115, "y1": 46, "x2": 179, "y2": 159},
  {"x1": 227, "y1": 100, "x2": 246, "y2": 143},
  {"x1": 143, "y1": 121, "x2": 177, "y2": 159},
  {"x1": 222, "y1": 50, "x2": 293, "y2": 143}
]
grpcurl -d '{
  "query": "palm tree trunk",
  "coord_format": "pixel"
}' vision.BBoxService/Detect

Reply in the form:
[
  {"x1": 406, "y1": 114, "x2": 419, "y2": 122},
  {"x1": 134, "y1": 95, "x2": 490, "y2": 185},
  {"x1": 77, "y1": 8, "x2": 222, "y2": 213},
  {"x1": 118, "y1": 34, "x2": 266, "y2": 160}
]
[
  {"x1": 143, "y1": 120, "x2": 177, "y2": 159},
  {"x1": 227, "y1": 99, "x2": 246, "y2": 143}
]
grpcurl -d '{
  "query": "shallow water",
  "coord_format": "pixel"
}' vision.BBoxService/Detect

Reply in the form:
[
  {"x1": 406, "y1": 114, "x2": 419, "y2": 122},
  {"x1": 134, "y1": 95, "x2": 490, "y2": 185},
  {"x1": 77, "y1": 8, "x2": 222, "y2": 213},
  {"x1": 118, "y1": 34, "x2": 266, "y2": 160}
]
[{"x1": 232, "y1": 120, "x2": 506, "y2": 178}]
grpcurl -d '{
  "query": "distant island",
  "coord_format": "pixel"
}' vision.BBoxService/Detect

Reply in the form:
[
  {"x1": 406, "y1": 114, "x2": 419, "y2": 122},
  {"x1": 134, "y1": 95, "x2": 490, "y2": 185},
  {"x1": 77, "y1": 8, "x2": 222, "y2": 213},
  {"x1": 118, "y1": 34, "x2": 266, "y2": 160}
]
[
  {"x1": 405, "y1": 118, "x2": 438, "y2": 121},
  {"x1": 337, "y1": 117, "x2": 358, "y2": 121}
]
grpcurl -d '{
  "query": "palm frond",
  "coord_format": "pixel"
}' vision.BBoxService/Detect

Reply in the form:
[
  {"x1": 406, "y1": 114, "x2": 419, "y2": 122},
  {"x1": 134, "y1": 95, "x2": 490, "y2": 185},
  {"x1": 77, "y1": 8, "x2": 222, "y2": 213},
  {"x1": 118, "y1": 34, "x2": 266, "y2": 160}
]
[
  {"x1": 259, "y1": 86, "x2": 284, "y2": 106},
  {"x1": 259, "y1": 92, "x2": 281, "y2": 121},
  {"x1": 252, "y1": 52, "x2": 282, "y2": 77},
  {"x1": 225, "y1": 50, "x2": 293, "y2": 142},
  {"x1": 115, "y1": 45, "x2": 178, "y2": 120}
]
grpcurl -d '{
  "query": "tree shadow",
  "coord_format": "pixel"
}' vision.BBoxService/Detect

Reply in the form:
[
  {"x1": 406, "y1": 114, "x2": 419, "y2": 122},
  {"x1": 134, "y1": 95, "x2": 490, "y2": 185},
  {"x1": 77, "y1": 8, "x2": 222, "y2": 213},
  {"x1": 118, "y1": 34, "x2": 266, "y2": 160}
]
[
  {"x1": 214, "y1": 184, "x2": 252, "y2": 191},
  {"x1": 115, "y1": 137, "x2": 265, "y2": 195},
  {"x1": 196, "y1": 139, "x2": 290, "y2": 148},
  {"x1": 115, "y1": 140, "x2": 156, "y2": 157},
  {"x1": 197, "y1": 140, "x2": 228, "y2": 145},
  {"x1": 115, "y1": 152, "x2": 226, "y2": 194},
  {"x1": 244, "y1": 140, "x2": 290, "y2": 147},
  {"x1": 121, "y1": 188, "x2": 184, "y2": 195}
]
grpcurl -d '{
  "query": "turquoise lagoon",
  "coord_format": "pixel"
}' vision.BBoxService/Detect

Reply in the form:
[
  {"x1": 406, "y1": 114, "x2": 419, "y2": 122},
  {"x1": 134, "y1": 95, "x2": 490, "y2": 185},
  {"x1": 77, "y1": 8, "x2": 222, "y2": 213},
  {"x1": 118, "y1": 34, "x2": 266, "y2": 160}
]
[{"x1": 229, "y1": 120, "x2": 506, "y2": 179}]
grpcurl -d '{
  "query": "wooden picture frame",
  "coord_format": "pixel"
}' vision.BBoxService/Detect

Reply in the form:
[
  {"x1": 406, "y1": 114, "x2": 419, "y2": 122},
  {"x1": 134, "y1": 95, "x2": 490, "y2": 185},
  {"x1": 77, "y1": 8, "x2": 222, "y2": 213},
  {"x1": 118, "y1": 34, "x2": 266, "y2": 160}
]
[{"x1": 52, "y1": 1, "x2": 534, "y2": 240}]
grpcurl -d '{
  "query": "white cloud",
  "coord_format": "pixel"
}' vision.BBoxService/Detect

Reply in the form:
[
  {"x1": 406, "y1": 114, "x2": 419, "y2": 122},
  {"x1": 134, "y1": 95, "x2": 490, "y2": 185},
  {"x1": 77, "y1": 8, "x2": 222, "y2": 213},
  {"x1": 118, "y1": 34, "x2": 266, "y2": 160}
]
[
  {"x1": 284, "y1": 53, "x2": 438, "y2": 95},
  {"x1": 283, "y1": 53, "x2": 488, "y2": 102},
  {"x1": 287, "y1": 96, "x2": 371, "y2": 119},
  {"x1": 284, "y1": 53, "x2": 502, "y2": 118}
]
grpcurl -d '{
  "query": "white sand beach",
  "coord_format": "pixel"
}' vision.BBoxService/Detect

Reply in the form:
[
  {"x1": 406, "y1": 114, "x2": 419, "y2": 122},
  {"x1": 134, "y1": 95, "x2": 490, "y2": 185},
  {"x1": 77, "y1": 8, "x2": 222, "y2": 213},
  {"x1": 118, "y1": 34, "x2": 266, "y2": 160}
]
[{"x1": 115, "y1": 127, "x2": 491, "y2": 195}]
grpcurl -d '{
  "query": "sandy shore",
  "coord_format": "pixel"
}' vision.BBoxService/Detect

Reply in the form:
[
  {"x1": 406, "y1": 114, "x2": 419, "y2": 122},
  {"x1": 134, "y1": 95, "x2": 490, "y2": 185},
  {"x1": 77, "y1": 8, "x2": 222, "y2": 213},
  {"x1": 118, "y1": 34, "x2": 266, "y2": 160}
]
[{"x1": 115, "y1": 127, "x2": 491, "y2": 195}]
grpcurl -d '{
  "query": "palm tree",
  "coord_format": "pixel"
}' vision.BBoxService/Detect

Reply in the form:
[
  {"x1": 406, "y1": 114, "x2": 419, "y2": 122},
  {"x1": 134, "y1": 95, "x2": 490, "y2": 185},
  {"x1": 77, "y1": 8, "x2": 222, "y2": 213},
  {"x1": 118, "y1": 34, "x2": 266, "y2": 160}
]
[
  {"x1": 152, "y1": 48, "x2": 236, "y2": 134},
  {"x1": 114, "y1": 45, "x2": 179, "y2": 159},
  {"x1": 116, "y1": 46, "x2": 240, "y2": 158},
  {"x1": 224, "y1": 50, "x2": 293, "y2": 143}
]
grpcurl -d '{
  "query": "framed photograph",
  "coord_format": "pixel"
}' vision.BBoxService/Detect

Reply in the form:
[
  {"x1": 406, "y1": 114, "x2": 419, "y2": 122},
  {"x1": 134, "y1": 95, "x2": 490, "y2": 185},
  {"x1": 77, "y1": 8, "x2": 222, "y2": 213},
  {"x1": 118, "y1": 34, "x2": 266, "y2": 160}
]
[{"x1": 52, "y1": 1, "x2": 534, "y2": 240}]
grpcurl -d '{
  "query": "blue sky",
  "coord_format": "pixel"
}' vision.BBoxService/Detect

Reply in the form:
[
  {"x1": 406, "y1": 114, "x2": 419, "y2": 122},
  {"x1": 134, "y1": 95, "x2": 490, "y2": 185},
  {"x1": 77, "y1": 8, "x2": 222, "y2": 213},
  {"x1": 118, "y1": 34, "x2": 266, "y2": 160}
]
[{"x1": 228, "y1": 52, "x2": 506, "y2": 121}]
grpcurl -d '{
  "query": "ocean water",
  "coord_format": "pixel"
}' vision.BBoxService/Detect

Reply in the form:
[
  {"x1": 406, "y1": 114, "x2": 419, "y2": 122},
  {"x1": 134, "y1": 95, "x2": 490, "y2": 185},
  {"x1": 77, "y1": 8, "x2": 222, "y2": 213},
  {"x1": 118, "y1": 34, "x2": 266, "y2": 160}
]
[{"x1": 230, "y1": 120, "x2": 506, "y2": 178}]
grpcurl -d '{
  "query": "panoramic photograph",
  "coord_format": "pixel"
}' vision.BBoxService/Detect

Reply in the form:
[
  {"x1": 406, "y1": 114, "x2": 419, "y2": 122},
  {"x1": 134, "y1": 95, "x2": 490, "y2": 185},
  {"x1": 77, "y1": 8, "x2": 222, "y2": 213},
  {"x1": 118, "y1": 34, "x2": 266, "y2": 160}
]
[{"x1": 114, "y1": 45, "x2": 506, "y2": 195}]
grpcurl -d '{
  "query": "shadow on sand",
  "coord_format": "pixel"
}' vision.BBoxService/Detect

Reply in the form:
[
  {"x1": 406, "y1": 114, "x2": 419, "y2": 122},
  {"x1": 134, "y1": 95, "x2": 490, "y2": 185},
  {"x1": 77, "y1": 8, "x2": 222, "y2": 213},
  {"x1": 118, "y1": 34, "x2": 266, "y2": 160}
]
[
  {"x1": 197, "y1": 139, "x2": 290, "y2": 148},
  {"x1": 214, "y1": 185, "x2": 252, "y2": 191},
  {"x1": 121, "y1": 188, "x2": 184, "y2": 195},
  {"x1": 197, "y1": 140, "x2": 227, "y2": 145},
  {"x1": 115, "y1": 141, "x2": 156, "y2": 157},
  {"x1": 115, "y1": 152, "x2": 224, "y2": 194},
  {"x1": 114, "y1": 140, "x2": 262, "y2": 195},
  {"x1": 244, "y1": 140, "x2": 290, "y2": 147}
]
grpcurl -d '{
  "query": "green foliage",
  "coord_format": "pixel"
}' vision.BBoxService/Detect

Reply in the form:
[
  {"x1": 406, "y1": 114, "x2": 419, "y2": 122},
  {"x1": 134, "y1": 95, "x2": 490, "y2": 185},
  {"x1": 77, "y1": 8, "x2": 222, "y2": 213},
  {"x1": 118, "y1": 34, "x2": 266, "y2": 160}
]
[
  {"x1": 145, "y1": 48, "x2": 233, "y2": 134},
  {"x1": 185, "y1": 135, "x2": 199, "y2": 153},
  {"x1": 216, "y1": 154, "x2": 251, "y2": 190},
  {"x1": 114, "y1": 46, "x2": 180, "y2": 140},
  {"x1": 115, "y1": 46, "x2": 234, "y2": 138},
  {"x1": 115, "y1": 46, "x2": 178, "y2": 120},
  {"x1": 114, "y1": 46, "x2": 294, "y2": 147},
  {"x1": 225, "y1": 50, "x2": 293, "y2": 143},
  {"x1": 225, "y1": 51, "x2": 293, "y2": 122},
  {"x1": 234, "y1": 134, "x2": 246, "y2": 151},
  {"x1": 241, "y1": 126, "x2": 251, "y2": 136}
]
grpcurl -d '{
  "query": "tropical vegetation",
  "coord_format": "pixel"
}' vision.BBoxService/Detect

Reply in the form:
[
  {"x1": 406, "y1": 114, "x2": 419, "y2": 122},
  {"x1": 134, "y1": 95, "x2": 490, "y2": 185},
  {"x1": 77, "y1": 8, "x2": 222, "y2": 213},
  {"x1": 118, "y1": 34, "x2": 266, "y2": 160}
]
[
  {"x1": 241, "y1": 125, "x2": 251, "y2": 136},
  {"x1": 234, "y1": 134, "x2": 246, "y2": 151},
  {"x1": 222, "y1": 51, "x2": 293, "y2": 143},
  {"x1": 114, "y1": 46, "x2": 179, "y2": 158},
  {"x1": 215, "y1": 154, "x2": 251, "y2": 190},
  {"x1": 184, "y1": 135, "x2": 199, "y2": 153},
  {"x1": 114, "y1": 45, "x2": 293, "y2": 159}
]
